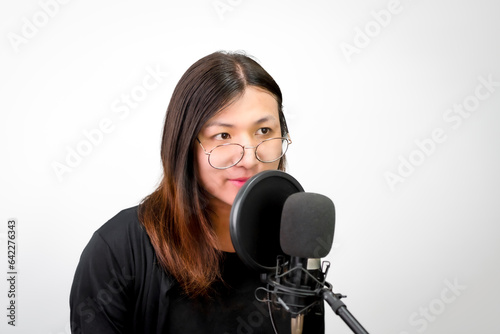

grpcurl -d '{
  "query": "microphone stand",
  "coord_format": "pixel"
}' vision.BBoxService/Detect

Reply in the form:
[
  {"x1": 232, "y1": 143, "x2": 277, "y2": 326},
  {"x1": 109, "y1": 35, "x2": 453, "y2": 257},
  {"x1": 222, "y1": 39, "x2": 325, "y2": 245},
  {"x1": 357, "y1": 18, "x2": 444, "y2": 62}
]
[
  {"x1": 257, "y1": 258, "x2": 369, "y2": 334},
  {"x1": 321, "y1": 289, "x2": 369, "y2": 334}
]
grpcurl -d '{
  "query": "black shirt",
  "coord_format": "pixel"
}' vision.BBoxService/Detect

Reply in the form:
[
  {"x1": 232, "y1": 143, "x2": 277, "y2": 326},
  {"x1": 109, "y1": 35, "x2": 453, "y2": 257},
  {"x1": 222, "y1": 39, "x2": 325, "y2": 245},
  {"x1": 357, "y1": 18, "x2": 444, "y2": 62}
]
[{"x1": 69, "y1": 206, "x2": 324, "y2": 333}]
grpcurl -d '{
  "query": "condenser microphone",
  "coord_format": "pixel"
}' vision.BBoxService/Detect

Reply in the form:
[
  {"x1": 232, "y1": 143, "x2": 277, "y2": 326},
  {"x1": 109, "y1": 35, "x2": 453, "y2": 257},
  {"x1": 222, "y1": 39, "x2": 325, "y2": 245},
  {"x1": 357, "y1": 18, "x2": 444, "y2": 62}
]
[
  {"x1": 231, "y1": 171, "x2": 369, "y2": 334},
  {"x1": 279, "y1": 192, "x2": 335, "y2": 334}
]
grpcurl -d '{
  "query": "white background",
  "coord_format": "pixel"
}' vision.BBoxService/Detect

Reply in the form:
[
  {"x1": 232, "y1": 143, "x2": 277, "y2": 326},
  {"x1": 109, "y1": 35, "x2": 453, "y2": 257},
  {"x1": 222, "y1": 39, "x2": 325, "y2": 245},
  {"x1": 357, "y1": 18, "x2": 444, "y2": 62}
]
[{"x1": 1, "y1": 0, "x2": 499, "y2": 333}]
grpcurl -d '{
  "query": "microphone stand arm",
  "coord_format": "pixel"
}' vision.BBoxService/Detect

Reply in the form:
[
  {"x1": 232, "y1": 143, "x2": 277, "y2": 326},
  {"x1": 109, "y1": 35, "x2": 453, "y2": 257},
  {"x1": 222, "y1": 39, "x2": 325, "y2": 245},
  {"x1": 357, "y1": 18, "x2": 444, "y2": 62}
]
[{"x1": 321, "y1": 289, "x2": 369, "y2": 334}]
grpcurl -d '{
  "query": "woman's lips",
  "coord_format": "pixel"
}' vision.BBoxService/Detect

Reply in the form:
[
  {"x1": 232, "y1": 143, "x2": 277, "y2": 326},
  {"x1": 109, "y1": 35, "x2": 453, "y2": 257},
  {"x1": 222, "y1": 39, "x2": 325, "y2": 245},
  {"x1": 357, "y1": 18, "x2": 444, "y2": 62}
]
[{"x1": 229, "y1": 178, "x2": 249, "y2": 187}]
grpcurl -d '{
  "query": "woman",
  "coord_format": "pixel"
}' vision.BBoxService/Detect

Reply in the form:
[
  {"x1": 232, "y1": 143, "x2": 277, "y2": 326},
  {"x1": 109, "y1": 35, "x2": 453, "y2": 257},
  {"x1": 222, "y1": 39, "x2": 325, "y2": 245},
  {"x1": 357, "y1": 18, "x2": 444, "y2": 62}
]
[{"x1": 70, "y1": 51, "x2": 324, "y2": 333}]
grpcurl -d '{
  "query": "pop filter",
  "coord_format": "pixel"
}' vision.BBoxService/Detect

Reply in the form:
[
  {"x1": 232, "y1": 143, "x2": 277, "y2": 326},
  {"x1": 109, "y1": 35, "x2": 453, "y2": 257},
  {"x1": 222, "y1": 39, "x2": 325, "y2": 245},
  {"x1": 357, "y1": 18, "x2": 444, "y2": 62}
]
[{"x1": 230, "y1": 170, "x2": 304, "y2": 272}]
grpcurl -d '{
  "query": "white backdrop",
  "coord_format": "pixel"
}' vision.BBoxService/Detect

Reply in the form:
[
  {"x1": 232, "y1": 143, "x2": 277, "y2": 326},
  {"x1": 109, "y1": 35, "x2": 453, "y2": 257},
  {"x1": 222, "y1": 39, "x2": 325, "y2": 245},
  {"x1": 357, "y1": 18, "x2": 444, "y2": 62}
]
[{"x1": 1, "y1": 0, "x2": 499, "y2": 333}]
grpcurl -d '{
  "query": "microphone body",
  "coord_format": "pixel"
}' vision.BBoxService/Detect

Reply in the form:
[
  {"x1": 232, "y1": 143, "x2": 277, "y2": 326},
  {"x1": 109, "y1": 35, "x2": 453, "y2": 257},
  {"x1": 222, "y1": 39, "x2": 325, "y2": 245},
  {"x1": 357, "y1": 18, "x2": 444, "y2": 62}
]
[
  {"x1": 278, "y1": 192, "x2": 336, "y2": 333},
  {"x1": 283, "y1": 257, "x2": 323, "y2": 334},
  {"x1": 281, "y1": 257, "x2": 322, "y2": 313}
]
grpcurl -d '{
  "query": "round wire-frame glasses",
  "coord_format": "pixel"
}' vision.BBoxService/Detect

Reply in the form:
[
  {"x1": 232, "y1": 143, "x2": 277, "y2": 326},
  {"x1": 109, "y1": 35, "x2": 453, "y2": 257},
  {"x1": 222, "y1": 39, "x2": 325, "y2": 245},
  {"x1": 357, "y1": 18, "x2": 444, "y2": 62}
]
[{"x1": 196, "y1": 136, "x2": 292, "y2": 170}]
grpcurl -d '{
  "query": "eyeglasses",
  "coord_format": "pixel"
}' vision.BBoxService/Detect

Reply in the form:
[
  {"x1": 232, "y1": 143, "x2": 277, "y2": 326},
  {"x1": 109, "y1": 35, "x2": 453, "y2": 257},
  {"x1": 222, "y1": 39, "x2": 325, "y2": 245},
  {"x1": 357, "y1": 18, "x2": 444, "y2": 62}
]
[{"x1": 196, "y1": 136, "x2": 292, "y2": 169}]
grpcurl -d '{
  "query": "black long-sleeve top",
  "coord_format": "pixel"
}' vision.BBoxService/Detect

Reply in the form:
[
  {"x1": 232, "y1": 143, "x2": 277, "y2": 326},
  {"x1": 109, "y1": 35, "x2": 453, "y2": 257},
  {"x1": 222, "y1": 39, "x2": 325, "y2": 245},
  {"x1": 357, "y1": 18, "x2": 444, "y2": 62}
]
[{"x1": 69, "y1": 206, "x2": 324, "y2": 333}]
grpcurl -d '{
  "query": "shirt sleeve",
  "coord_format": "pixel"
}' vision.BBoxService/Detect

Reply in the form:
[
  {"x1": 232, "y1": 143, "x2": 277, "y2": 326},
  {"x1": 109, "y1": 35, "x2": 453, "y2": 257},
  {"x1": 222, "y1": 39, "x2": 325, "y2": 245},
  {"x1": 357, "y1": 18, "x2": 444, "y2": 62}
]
[{"x1": 70, "y1": 231, "x2": 135, "y2": 334}]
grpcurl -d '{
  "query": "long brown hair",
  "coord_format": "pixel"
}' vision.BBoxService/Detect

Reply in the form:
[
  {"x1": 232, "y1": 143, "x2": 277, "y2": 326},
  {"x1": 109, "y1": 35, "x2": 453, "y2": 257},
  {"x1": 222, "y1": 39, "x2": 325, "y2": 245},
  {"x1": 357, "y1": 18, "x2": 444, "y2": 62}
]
[{"x1": 138, "y1": 51, "x2": 288, "y2": 297}]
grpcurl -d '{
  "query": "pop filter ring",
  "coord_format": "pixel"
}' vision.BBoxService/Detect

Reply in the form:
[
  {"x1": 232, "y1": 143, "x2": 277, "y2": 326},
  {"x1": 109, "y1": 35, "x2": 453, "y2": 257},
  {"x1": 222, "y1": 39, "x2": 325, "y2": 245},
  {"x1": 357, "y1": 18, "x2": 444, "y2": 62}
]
[{"x1": 230, "y1": 170, "x2": 304, "y2": 272}]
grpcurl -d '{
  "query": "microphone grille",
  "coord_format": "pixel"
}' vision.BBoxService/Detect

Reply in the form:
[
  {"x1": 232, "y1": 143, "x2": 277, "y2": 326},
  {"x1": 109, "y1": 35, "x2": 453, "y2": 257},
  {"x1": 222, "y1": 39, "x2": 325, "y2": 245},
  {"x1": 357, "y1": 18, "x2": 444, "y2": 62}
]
[{"x1": 280, "y1": 192, "x2": 335, "y2": 258}]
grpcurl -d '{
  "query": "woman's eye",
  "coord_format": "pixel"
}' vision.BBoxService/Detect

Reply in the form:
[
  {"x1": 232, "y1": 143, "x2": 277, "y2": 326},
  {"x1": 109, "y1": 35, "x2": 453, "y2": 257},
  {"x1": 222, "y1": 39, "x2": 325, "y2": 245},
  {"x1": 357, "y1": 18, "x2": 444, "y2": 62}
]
[
  {"x1": 215, "y1": 133, "x2": 231, "y2": 140},
  {"x1": 257, "y1": 127, "x2": 272, "y2": 135}
]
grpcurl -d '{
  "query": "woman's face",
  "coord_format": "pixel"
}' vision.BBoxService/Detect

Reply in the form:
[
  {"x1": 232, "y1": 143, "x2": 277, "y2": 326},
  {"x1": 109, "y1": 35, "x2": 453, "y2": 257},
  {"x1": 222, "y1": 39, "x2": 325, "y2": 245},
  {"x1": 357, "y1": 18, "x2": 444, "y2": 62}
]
[{"x1": 195, "y1": 86, "x2": 282, "y2": 209}]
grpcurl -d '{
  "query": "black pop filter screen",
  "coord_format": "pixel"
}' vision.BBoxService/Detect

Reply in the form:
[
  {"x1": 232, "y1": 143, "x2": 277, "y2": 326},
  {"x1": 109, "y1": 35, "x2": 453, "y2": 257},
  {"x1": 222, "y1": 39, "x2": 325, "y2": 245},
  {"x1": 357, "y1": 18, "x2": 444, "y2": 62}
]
[
  {"x1": 230, "y1": 170, "x2": 304, "y2": 272},
  {"x1": 280, "y1": 192, "x2": 335, "y2": 259}
]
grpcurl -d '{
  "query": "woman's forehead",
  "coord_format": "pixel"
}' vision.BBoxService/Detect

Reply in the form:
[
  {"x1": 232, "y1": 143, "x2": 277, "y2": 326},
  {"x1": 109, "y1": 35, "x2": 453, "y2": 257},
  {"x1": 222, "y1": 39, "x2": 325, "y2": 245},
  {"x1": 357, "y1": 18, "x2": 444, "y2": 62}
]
[{"x1": 203, "y1": 87, "x2": 279, "y2": 128}]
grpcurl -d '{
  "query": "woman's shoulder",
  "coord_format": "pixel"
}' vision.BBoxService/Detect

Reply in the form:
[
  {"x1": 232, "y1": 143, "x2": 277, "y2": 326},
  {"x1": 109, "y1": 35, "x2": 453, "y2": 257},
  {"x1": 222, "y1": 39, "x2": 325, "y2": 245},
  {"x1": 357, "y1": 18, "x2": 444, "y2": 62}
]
[
  {"x1": 86, "y1": 205, "x2": 153, "y2": 265},
  {"x1": 96, "y1": 205, "x2": 144, "y2": 239}
]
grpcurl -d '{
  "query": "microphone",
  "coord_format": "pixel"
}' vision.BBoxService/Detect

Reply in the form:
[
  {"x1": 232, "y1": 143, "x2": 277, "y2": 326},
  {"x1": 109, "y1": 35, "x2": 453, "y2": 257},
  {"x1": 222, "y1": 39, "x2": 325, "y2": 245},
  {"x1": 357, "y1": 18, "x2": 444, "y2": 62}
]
[
  {"x1": 230, "y1": 170, "x2": 369, "y2": 334},
  {"x1": 279, "y1": 192, "x2": 335, "y2": 334}
]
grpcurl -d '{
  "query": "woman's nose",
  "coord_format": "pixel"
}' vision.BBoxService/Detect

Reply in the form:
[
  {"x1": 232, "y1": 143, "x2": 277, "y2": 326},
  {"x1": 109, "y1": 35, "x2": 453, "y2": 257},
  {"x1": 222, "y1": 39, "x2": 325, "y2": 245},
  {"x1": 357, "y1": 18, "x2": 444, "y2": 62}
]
[{"x1": 236, "y1": 144, "x2": 259, "y2": 168}]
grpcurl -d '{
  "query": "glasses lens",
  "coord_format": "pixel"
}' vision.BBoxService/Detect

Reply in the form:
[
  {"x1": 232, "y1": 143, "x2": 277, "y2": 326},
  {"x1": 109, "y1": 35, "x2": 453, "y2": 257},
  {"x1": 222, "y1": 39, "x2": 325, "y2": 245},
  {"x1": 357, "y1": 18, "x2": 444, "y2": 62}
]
[
  {"x1": 210, "y1": 144, "x2": 244, "y2": 168},
  {"x1": 256, "y1": 138, "x2": 288, "y2": 163}
]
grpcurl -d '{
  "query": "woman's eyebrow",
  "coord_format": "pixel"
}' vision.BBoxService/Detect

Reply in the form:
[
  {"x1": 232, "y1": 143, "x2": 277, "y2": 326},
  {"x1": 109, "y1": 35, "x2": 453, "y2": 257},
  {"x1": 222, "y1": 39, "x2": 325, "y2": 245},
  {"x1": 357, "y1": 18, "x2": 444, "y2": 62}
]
[
  {"x1": 254, "y1": 115, "x2": 277, "y2": 124},
  {"x1": 204, "y1": 121, "x2": 234, "y2": 128},
  {"x1": 204, "y1": 115, "x2": 277, "y2": 129}
]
